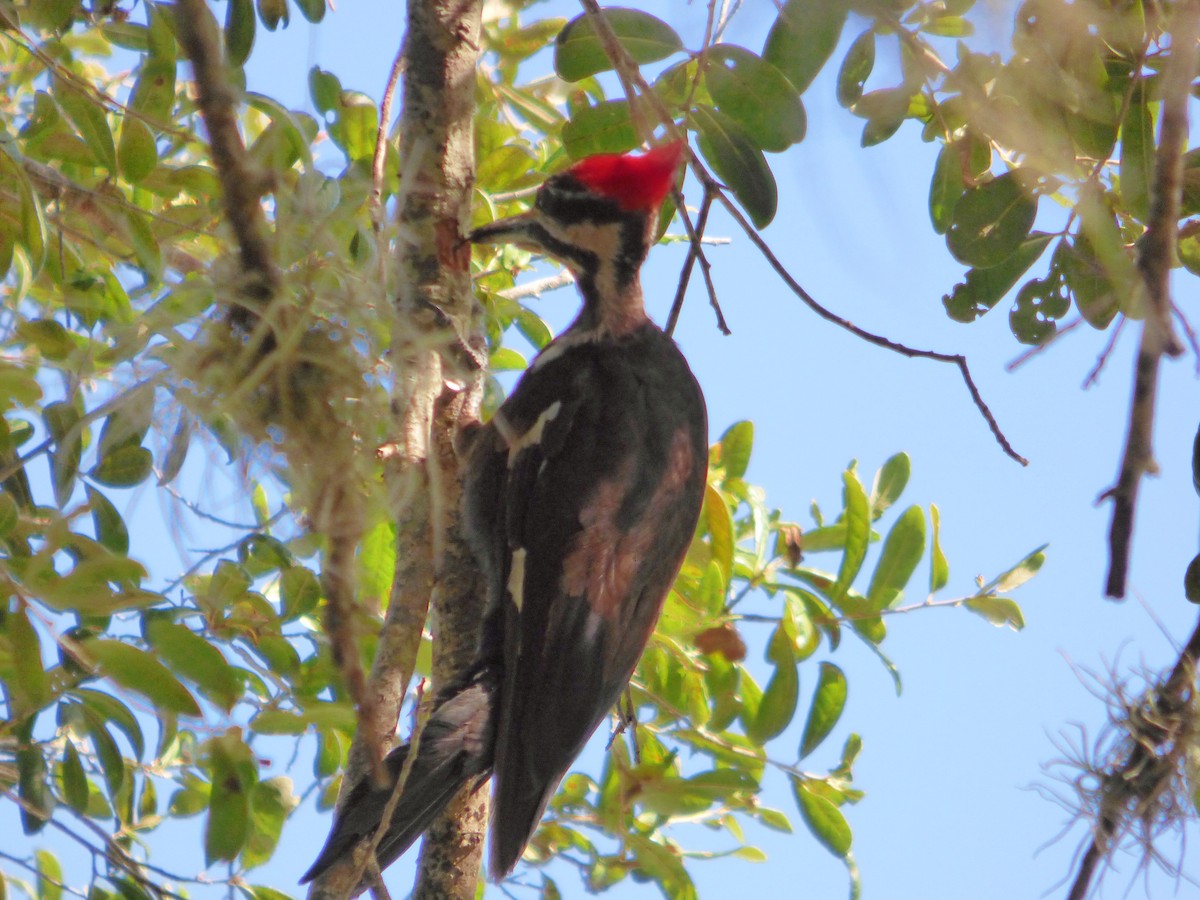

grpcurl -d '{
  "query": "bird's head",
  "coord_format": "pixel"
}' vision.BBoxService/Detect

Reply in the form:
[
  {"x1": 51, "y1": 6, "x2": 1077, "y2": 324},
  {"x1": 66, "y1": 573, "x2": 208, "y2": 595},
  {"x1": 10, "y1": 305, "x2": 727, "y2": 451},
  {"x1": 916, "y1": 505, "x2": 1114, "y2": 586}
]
[{"x1": 468, "y1": 142, "x2": 684, "y2": 304}]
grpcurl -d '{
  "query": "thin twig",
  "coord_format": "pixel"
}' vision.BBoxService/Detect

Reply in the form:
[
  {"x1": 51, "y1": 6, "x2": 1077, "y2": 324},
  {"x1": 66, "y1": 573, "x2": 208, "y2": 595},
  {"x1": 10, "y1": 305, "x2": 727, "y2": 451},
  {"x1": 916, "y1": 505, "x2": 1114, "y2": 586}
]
[
  {"x1": 497, "y1": 269, "x2": 575, "y2": 301},
  {"x1": 574, "y1": 0, "x2": 1023, "y2": 464},
  {"x1": 1171, "y1": 302, "x2": 1200, "y2": 372},
  {"x1": 1103, "y1": 3, "x2": 1198, "y2": 598},
  {"x1": 1004, "y1": 317, "x2": 1083, "y2": 372},
  {"x1": 1083, "y1": 317, "x2": 1126, "y2": 389},
  {"x1": 176, "y1": 0, "x2": 280, "y2": 325},
  {"x1": 665, "y1": 189, "x2": 716, "y2": 336},
  {"x1": 371, "y1": 41, "x2": 407, "y2": 232},
  {"x1": 717, "y1": 190, "x2": 1028, "y2": 465}
]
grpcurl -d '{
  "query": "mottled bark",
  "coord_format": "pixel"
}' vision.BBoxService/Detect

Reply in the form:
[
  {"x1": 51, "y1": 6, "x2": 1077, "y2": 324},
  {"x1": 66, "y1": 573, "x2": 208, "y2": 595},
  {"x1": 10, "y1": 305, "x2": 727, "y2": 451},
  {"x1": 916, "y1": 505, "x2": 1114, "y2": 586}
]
[{"x1": 308, "y1": 0, "x2": 484, "y2": 897}]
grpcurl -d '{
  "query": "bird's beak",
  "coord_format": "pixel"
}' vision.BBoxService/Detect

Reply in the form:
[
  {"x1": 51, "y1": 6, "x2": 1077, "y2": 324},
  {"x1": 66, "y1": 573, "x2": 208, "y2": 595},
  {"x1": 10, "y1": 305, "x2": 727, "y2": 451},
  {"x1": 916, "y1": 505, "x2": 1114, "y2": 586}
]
[{"x1": 467, "y1": 210, "x2": 543, "y2": 251}]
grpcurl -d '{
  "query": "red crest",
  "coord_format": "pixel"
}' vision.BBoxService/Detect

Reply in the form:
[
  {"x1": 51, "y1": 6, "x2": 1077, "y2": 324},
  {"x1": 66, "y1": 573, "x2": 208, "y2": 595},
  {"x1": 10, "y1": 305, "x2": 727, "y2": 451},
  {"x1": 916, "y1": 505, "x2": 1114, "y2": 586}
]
[{"x1": 566, "y1": 141, "x2": 685, "y2": 212}]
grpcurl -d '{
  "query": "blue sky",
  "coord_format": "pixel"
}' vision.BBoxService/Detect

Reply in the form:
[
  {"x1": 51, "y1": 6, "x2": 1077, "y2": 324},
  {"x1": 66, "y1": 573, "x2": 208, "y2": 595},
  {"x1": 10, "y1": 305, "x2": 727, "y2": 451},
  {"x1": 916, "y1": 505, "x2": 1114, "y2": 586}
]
[{"x1": 8, "y1": 3, "x2": 1200, "y2": 899}]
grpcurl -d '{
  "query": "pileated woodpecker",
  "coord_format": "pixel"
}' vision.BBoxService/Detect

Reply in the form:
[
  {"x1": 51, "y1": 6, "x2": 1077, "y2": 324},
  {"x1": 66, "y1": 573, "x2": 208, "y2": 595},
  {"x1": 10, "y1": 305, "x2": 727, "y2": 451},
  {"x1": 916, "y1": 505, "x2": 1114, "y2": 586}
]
[{"x1": 302, "y1": 142, "x2": 707, "y2": 888}]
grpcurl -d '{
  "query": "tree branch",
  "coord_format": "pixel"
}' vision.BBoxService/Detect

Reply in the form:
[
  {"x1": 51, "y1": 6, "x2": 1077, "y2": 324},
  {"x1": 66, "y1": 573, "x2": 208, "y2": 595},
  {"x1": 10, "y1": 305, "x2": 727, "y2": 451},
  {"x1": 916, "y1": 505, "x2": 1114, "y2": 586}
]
[
  {"x1": 1103, "y1": 3, "x2": 1197, "y2": 598},
  {"x1": 176, "y1": 0, "x2": 279, "y2": 327}
]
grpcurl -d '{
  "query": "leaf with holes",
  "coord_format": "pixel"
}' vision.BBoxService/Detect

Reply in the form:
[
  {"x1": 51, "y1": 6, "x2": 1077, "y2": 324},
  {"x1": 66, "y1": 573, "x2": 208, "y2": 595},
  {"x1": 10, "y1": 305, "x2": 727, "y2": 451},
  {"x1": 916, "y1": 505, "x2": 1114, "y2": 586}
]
[
  {"x1": 942, "y1": 233, "x2": 1051, "y2": 323},
  {"x1": 554, "y1": 9, "x2": 682, "y2": 82},
  {"x1": 692, "y1": 104, "x2": 777, "y2": 228},
  {"x1": 1009, "y1": 268, "x2": 1070, "y2": 346}
]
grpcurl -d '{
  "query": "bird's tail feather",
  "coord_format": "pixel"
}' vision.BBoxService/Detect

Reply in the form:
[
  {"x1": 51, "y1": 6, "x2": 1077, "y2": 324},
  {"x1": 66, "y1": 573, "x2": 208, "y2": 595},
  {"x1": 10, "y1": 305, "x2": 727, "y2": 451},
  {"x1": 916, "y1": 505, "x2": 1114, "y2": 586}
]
[{"x1": 300, "y1": 672, "x2": 497, "y2": 887}]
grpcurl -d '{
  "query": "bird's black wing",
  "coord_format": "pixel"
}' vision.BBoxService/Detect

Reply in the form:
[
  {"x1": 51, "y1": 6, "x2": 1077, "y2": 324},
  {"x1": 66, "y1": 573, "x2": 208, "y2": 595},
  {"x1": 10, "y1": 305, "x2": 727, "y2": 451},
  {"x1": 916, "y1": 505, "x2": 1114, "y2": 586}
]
[{"x1": 476, "y1": 325, "x2": 707, "y2": 879}]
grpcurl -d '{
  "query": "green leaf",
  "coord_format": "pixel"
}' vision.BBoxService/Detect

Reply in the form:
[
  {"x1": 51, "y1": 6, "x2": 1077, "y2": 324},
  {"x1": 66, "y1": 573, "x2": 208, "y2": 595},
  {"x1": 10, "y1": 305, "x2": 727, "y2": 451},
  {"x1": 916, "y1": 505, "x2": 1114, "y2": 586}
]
[
  {"x1": 80, "y1": 638, "x2": 202, "y2": 717},
  {"x1": 929, "y1": 140, "x2": 965, "y2": 234},
  {"x1": 280, "y1": 565, "x2": 321, "y2": 620},
  {"x1": 329, "y1": 91, "x2": 378, "y2": 163},
  {"x1": 0, "y1": 149, "x2": 47, "y2": 278},
  {"x1": 1009, "y1": 268, "x2": 1070, "y2": 346},
  {"x1": 692, "y1": 104, "x2": 777, "y2": 228},
  {"x1": 1120, "y1": 85, "x2": 1153, "y2": 221},
  {"x1": 205, "y1": 731, "x2": 256, "y2": 864},
  {"x1": 308, "y1": 66, "x2": 341, "y2": 115},
  {"x1": 1069, "y1": 184, "x2": 1137, "y2": 328},
  {"x1": 964, "y1": 595, "x2": 1025, "y2": 630},
  {"x1": 75, "y1": 688, "x2": 146, "y2": 759},
  {"x1": 747, "y1": 625, "x2": 798, "y2": 744},
  {"x1": 718, "y1": 421, "x2": 754, "y2": 480},
  {"x1": 36, "y1": 850, "x2": 62, "y2": 900},
  {"x1": 983, "y1": 544, "x2": 1047, "y2": 594},
  {"x1": 45, "y1": 400, "x2": 82, "y2": 508},
  {"x1": 0, "y1": 492, "x2": 18, "y2": 537},
  {"x1": 118, "y1": 117, "x2": 157, "y2": 183},
  {"x1": 929, "y1": 503, "x2": 949, "y2": 593},
  {"x1": 52, "y1": 74, "x2": 117, "y2": 172},
  {"x1": 10, "y1": 604, "x2": 48, "y2": 714},
  {"x1": 866, "y1": 506, "x2": 925, "y2": 610},
  {"x1": 792, "y1": 778, "x2": 852, "y2": 857},
  {"x1": 855, "y1": 88, "x2": 910, "y2": 147},
  {"x1": 869, "y1": 453, "x2": 909, "y2": 521},
  {"x1": 832, "y1": 468, "x2": 870, "y2": 602},
  {"x1": 61, "y1": 743, "x2": 89, "y2": 813},
  {"x1": 87, "y1": 487, "x2": 130, "y2": 556},
  {"x1": 705, "y1": 45, "x2": 806, "y2": 152},
  {"x1": 145, "y1": 617, "x2": 241, "y2": 712},
  {"x1": 946, "y1": 172, "x2": 1038, "y2": 268},
  {"x1": 942, "y1": 233, "x2": 1052, "y2": 323},
  {"x1": 293, "y1": 0, "x2": 325, "y2": 24},
  {"x1": 92, "y1": 445, "x2": 153, "y2": 488},
  {"x1": 241, "y1": 777, "x2": 296, "y2": 869},
  {"x1": 703, "y1": 485, "x2": 735, "y2": 583},
  {"x1": 1185, "y1": 553, "x2": 1200, "y2": 604},
  {"x1": 837, "y1": 29, "x2": 875, "y2": 108},
  {"x1": 225, "y1": 0, "x2": 256, "y2": 67},
  {"x1": 17, "y1": 319, "x2": 75, "y2": 360},
  {"x1": 17, "y1": 728, "x2": 52, "y2": 833},
  {"x1": 257, "y1": 0, "x2": 289, "y2": 30},
  {"x1": 924, "y1": 15, "x2": 973, "y2": 37},
  {"x1": 554, "y1": 9, "x2": 682, "y2": 82},
  {"x1": 763, "y1": 0, "x2": 848, "y2": 95},
  {"x1": 562, "y1": 101, "x2": 638, "y2": 159},
  {"x1": 800, "y1": 662, "x2": 847, "y2": 759}
]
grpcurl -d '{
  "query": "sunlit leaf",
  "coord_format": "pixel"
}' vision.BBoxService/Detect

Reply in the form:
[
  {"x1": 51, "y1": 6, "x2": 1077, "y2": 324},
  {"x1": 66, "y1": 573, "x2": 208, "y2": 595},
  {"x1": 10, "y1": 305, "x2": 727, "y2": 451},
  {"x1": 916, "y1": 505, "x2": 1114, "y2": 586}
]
[
  {"x1": 692, "y1": 104, "x2": 777, "y2": 228},
  {"x1": 555, "y1": 9, "x2": 682, "y2": 82},
  {"x1": 80, "y1": 638, "x2": 202, "y2": 717},
  {"x1": 763, "y1": 0, "x2": 848, "y2": 95}
]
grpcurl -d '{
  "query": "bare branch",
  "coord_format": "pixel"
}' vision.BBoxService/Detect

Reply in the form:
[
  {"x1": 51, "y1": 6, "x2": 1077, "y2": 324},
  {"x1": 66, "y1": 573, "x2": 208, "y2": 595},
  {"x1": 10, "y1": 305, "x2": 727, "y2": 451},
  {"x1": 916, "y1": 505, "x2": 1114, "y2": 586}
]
[{"x1": 1103, "y1": 3, "x2": 1198, "y2": 598}]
